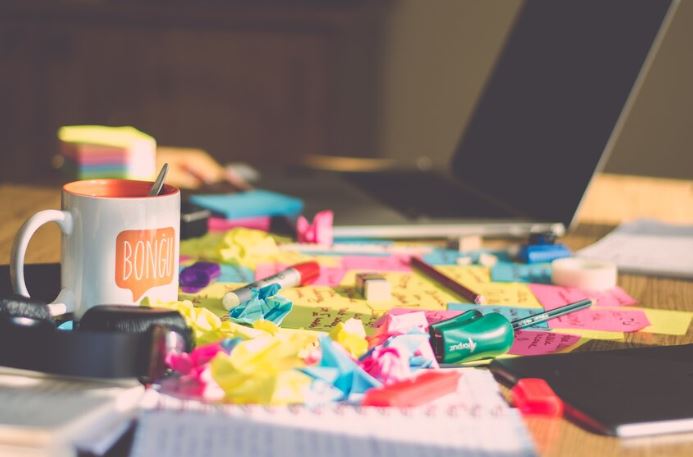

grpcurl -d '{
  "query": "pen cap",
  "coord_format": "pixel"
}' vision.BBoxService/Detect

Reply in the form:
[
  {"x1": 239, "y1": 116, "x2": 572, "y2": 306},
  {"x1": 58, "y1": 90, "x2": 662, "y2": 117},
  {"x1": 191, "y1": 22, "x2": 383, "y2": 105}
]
[{"x1": 434, "y1": 312, "x2": 514, "y2": 364}]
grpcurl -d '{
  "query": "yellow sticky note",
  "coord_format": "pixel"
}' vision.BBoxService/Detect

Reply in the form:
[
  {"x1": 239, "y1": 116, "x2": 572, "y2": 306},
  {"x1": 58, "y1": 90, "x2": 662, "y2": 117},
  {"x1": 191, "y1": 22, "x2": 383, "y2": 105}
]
[
  {"x1": 623, "y1": 307, "x2": 693, "y2": 336},
  {"x1": 552, "y1": 327, "x2": 624, "y2": 341},
  {"x1": 340, "y1": 271, "x2": 456, "y2": 310},
  {"x1": 474, "y1": 282, "x2": 542, "y2": 308},
  {"x1": 437, "y1": 265, "x2": 492, "y2": 287}
]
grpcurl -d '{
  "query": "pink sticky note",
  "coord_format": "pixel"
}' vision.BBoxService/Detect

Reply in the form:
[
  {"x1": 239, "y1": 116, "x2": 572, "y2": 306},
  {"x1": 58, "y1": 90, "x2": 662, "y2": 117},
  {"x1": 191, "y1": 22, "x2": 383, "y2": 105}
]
[
  {"x1": 529, "y1": 283, "x2": 637, "y2": 310},
  {"x1": 342, "y1": 255, "x2": 411, "y2": 272},
  {"x1": 296, "y1": 210, "x2": 334, "y2": 245},
  {"x1": 208, "y1": 216, "x2": 271, "y2": 232},
  {"x1": 510, "y1": 330, "x2": 582, "y2": 356},
  {"x1": 382, "y1": 308, "x2": 464, "y2": 326},
  {"x1": 548, "y1": 307, "x2": 650, "y2": 332}
]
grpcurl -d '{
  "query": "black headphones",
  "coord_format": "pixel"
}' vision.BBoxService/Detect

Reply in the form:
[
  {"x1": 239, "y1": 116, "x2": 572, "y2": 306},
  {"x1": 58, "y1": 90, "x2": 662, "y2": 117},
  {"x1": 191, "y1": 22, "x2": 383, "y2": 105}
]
[{"x1": 0, "y1": 295, "x2": 192, "y2": 382}]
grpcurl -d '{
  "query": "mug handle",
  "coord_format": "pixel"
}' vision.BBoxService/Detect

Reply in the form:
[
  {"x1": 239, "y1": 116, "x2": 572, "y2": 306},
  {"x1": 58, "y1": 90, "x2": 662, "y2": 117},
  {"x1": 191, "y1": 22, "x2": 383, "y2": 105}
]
[{"x1": 10, "y1": 209, "x2": 76, "y2": 316}]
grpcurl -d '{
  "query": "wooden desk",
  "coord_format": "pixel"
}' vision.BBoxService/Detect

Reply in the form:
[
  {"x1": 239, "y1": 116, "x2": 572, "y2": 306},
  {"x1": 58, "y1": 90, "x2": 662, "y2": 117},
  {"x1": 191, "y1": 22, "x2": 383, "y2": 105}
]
[{"x1": 1, "y1": 173, "x2": 693, "y2": 456}]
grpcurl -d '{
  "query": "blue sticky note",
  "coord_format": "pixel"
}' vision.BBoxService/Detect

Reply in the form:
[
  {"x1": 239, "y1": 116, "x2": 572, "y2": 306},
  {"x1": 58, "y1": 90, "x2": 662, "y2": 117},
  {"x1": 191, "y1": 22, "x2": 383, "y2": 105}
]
[
  {"x1": 424, "y1": 248, "x2": 511, "y2": 266},
  {"x1": 447, "y1": 303, "x2": 548, "y2": 329},
  {"x1": 491, "y1": 261, "x2": 552, "y2": 284},
  {"x1": 189, "y1": 189, "x2": 303, "y2": 219}
]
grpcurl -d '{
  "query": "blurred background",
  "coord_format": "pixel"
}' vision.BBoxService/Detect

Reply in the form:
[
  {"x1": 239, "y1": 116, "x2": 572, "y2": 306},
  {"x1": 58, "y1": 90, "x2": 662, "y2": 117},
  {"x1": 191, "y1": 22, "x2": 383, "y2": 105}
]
[{"x1": 1, "y1": 0, "x2": 692, "y2": 182}]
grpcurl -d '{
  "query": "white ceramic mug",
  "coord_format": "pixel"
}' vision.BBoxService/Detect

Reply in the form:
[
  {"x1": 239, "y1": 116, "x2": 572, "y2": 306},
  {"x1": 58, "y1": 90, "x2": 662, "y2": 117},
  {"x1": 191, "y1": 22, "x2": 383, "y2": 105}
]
[{"x1": 11, "y1": 179, "x2": 180, "y2": 318}]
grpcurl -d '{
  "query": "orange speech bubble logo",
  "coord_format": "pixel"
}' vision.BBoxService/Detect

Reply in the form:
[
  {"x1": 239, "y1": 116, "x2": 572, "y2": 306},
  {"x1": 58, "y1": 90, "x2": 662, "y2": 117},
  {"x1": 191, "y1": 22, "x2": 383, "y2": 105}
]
[{"x1": 115, "y1": 227, "x2": 176, "y2": 301}]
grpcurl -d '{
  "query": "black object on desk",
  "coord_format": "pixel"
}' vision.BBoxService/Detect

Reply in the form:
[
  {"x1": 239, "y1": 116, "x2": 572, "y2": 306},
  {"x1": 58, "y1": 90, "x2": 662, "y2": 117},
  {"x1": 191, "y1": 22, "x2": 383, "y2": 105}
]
[{"x1": 490, "y1": 344, "x2": 693, "y2": 437}]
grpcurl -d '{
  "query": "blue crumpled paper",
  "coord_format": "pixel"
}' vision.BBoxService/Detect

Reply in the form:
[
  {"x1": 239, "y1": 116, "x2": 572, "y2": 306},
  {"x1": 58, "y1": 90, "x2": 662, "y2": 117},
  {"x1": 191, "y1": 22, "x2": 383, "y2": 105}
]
[
  {"x1": 301, "y1": 336, "x2": 381, "y2": 402},
  {"x1": 228, "y1": 283, "x2": 293, "y2": 325}
]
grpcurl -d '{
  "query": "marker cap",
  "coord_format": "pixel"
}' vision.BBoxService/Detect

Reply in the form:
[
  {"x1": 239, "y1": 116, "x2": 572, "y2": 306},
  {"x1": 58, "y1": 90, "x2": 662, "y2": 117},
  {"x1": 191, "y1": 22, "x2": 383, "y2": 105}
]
[{"x1": 293, "y1": 261, "x2": 320, "y2": 285}]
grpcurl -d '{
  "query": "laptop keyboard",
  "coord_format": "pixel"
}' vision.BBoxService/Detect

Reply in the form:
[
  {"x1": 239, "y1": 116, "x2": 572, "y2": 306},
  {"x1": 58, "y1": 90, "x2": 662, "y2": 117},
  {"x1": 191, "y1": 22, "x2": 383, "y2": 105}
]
[{"x1": 342, "y1": 171, "x2": 510, "y2": 220}]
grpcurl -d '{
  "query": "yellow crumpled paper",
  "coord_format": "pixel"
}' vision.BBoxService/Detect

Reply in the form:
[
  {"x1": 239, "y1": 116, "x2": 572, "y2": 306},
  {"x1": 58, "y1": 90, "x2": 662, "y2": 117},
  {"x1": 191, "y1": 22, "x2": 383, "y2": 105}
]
[
  {"x1": 210, "y1": 330, "x2": 317, "y2": 405},
  {"x1": 329, "y1": 318, "x2": 368, "y2": 358},
  {"x1": 180, "y1": 228, "x2": 311, "y2": 269},
  {"x1": 143, "y1": 298, "x2": 265, "y2": 345}
]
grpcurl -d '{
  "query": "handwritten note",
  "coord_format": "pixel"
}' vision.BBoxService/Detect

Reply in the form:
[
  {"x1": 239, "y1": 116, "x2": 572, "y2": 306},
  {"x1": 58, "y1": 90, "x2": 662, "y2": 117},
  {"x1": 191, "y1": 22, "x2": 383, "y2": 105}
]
[
  {"x1": 491, "y1": 262, "x2": 552, "y2": 284},
  {"x1": 528, "y1": 284, "x2": 637, "y2": 309},
  {"x1": 448, "y1": 303, "x2": 548, "y2": 329},
  {"x1": 340, "y1": 272, "x2": 456, "y2": 310},
  {"x1": 548, "y1": 307, "x2": 649, "y2": 333},
  {"x1": 620, "y1": 307, "x2": 693, "y2": 336},
  {"x1": 510, "y1": 331, "x2": 584, "y2": 356}
]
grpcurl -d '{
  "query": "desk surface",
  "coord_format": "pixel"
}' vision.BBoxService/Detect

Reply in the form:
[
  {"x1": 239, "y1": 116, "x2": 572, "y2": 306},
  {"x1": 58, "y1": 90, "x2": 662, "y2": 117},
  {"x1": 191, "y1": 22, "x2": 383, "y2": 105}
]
[{"x1": 1, "y1": 173, "x2": 692, "y2": 457}]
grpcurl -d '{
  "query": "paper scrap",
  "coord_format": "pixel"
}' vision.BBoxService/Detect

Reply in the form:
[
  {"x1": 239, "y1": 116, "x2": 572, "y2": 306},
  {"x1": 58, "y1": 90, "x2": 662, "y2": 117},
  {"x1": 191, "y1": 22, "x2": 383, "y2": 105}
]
[
  {"x1": 359, "y1": 346, "x2": 411, "y2": 385},
  {"x1": 491, "y1": 262, "x2": 552, "y2": 284},
  {"x1": 329, "y1": 319, "x2": 368, "y2": 358},
  {"x1": 296, "y1": 210, "x2": 334, "y2": 245},
  {"x1": 210, "y1": 334, "x2": 314, "y2": 405},
  {"x1": 301, "y1": 336, "x2": 381, "y2": 401},
  {"x1": 529, "y1": 283, "x2": 637, "y2": 309},
  {"x1": 548, "y1": 307, "x2": 650, "y2": 333},
  {"x1": 228, "y1": 284, "x2": 293, "y2": 326},
  {"x1": 510, "y1": 330, "x2": 584, "y2": 356}
]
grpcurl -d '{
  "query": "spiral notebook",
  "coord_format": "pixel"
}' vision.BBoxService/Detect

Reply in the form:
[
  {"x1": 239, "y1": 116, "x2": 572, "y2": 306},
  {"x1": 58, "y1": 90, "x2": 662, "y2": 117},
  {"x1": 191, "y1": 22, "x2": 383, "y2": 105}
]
[{"x1": 131, "y1": 369, "x2": 536, "y2": 457}]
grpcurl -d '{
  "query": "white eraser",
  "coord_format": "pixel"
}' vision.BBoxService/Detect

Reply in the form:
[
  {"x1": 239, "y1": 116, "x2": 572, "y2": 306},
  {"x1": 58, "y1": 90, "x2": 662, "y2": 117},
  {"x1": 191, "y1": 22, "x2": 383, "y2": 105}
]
[
  {"x1": 356, "y1": 273, "x2": 392, "y2": 301},
  {"x1": 457, "y1": 235, "x2": 482, "y2": 252}
]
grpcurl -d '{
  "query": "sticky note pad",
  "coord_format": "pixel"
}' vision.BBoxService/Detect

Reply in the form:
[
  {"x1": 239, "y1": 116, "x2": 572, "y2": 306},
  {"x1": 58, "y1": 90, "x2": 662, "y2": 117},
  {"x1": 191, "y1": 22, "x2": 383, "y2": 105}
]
[{"x1": 189, "y1": 190, "x2": 303, "y2": 219}]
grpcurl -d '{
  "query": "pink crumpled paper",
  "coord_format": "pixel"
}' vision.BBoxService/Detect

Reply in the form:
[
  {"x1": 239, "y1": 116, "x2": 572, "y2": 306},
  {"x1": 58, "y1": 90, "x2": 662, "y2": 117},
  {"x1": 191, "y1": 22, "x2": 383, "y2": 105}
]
[{"x1": 296, "y1": 210, "x2": 333, "y2": 245}]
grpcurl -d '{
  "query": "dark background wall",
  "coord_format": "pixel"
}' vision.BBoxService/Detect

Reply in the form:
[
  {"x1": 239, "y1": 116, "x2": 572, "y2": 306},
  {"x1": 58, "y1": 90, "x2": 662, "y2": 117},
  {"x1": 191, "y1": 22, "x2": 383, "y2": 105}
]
[{"x1": 1, "y1": 0, "x2": 691, "y2": 182}]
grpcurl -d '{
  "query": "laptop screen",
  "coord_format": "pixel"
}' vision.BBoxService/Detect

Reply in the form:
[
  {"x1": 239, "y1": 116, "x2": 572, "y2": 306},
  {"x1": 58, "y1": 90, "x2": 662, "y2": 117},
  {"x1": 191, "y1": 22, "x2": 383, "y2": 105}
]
[{"x1": 451, "y1": 0, "x2": 674, "y2": 227}]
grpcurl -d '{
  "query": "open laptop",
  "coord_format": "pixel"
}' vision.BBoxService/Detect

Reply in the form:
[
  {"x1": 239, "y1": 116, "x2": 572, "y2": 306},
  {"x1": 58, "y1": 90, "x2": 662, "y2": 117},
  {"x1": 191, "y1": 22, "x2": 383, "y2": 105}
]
[{"x1": 263, "y1": 0, "x2": 678, "y2": 239}]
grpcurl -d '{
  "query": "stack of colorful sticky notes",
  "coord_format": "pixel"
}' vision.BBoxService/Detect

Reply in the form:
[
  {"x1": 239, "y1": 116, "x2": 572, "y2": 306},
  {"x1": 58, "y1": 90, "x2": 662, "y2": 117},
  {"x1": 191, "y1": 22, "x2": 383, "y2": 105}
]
[{"x1": 58, "y1": 125, "x2": 156, "y2": 180}]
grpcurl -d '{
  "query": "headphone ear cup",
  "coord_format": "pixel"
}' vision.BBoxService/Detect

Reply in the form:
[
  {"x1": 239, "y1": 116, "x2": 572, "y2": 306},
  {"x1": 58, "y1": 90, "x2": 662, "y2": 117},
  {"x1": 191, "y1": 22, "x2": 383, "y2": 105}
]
[
  {"x1": 78, "y1": 305, "x2": 193, "y2": 350},
  {"x1": 0, "y1": 295, "x2": 55, "y2": 326}
]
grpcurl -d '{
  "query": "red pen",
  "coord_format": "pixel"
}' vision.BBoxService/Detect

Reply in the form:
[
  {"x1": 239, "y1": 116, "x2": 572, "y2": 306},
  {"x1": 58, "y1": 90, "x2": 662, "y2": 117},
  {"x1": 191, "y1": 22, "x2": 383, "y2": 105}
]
[
  {"x1": 362, "y1": 370, "x2": 461, "y2": 407},
  {"x1": 222, "y1": 261, "x2": 320, "y2": 309}
]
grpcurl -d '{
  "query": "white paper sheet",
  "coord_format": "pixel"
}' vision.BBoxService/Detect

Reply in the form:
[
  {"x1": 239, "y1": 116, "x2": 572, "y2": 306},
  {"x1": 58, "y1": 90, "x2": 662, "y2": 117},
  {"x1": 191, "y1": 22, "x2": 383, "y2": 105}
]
[
  {"x1": 578, "y1": 219, "x2": 693, "y2": 278},
  {"x1": 131, "y1": 369, "x2": 536, "y2": 457}
]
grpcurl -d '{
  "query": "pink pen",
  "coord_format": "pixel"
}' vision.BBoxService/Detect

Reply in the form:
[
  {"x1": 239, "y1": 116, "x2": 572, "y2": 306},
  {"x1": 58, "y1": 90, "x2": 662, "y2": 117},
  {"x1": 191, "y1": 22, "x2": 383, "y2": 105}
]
[{"x1": 222, "y1": 261, "x2": 320, "y2": 309}]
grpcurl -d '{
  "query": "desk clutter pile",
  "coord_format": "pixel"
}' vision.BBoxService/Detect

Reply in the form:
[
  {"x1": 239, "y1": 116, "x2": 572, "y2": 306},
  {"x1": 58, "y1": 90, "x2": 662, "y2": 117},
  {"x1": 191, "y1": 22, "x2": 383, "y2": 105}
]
[{"x1": 151, "y1": 201, "x2": 693, "y2": 407}]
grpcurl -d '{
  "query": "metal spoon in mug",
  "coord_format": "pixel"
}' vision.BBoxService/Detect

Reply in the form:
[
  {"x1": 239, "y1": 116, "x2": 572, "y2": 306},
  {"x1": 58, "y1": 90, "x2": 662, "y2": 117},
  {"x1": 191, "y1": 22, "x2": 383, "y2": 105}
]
[{"x1": 149, "y1": 163, "x2": 169, "y2": 196}]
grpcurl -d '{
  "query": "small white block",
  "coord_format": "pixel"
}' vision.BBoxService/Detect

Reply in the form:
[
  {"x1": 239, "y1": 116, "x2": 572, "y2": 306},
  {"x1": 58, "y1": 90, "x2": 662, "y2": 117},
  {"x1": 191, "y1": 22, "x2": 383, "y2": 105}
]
[
  {"x1": 478, "y1": 253, "x2": 498, "y2": 267},
  {"x1": 356, "y1": 273, "x2": 392, "y2": 301},
  {"x1": 457, "y1": 235, "x2": 483, "y2": 252}
]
